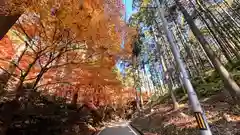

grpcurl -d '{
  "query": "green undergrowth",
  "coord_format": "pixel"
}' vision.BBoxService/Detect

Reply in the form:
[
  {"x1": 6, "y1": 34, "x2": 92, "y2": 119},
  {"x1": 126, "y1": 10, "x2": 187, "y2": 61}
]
[
  {"x1": 182, "y1": 61, "x2": 239, "y2": 98},
  {"x1": 152, "y1": 61, "x2": 240, "y2": 105}
]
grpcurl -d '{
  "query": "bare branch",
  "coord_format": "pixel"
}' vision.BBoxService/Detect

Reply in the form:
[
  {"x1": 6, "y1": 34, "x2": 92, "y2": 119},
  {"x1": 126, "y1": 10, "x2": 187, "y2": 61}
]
[
  {"x1": 24, "y1": 40, "x2": 37, "y2": 54},
  {"x1": 37, "y1": 58, "x2": 44, "y2": 68}
]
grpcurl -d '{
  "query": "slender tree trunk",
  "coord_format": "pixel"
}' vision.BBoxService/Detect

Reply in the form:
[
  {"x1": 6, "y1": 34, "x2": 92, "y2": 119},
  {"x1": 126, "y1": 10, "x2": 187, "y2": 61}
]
[
  {"x1": 167, "y1": 72, "x2": 179, "y2": 110},
  {"x1": 199, "y1": 6, "x2": 238, "y2": 59},
  {"x1": 156, "y1": 1, "x2": 213, "y2": 134},
  {"x1": 155, "y1": 66, "x2": 165, "y2": 95},
  {"x1": 174, "y1": 22, "x2": 201, "y2": 75},
  {"x1": 132, "y1": 55, "x2": 141, "y2": 111},
  {"x1": 32, "y1": 69, "x2": 46, "y2": 89},
  {"x1": 183, "y1": 34, "x2": 206, "y2": 72},
  {"x1": 197, "y1": 41, "x2": 214, "y2": 68},
  {"x1": 176, "y1": 0, "x2": 240, "y2": 103},
  {"x1": 171, "y1": 28, "x2": 193, "y2": 77},
  {"x1": 223, "y1": 0, "x2": 240, "y2": 19},
  {"x1": 152, "y1": 24, "x2": 168, "y2": 94},
  {"x1": 200, "y1": 2, "x2": 240, "y2": 53},
  {"x1": 196, "y1": 8, "x2": 233, "y2": 63},
  {"x1": 179, "y1": 74, "x2": 187, "y2": 94},
  {"x1": 217, "y1": 3, "x2": 240, "y2": 32},
  {"x1": 137, "y1": 68, "x2": 143, "y2": 108}
]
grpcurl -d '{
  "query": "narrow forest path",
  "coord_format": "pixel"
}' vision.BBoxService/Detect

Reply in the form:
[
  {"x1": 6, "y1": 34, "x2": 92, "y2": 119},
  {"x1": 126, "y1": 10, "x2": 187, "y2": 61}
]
[{"x1": 97, "y1": 121, "x2": 141, "y2": 135}]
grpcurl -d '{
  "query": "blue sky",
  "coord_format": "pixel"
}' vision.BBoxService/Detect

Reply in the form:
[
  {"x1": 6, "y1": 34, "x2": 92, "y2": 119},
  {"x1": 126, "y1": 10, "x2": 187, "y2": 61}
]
[
  {"x1": 116, "y1": 0, "x2": 134, "y2": 73},
  {"x1": 122, "y1": 0, "x2": 133, "y2": 20}
]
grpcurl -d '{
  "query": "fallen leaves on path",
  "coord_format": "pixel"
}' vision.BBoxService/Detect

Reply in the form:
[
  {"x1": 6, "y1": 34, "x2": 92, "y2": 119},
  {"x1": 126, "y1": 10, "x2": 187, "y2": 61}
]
[{"x1": 131, "y1": 92, "x2": 240, "y2": 135}]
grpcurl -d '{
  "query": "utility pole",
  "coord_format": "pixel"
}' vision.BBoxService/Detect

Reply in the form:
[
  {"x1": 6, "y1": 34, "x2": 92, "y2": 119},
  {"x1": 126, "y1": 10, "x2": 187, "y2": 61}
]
[{"x1": 155, "y1": 0, "x2": 212, "y2": 135}]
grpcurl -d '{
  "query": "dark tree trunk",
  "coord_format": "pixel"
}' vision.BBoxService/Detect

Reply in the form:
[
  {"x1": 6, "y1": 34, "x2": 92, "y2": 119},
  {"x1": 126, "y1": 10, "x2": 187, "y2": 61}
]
[
  {"x1": 71, "y1": 91, "x2": 78, "y2": 106},
  {"x1": 0, "y1": 15, "x2": 20, "y2": 40}
]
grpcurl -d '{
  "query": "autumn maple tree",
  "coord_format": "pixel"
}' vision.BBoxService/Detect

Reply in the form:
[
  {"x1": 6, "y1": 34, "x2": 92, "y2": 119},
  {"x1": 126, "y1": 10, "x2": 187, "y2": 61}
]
[{"x1": 0, "y1": 0, "x2": 137, "y2": 107}]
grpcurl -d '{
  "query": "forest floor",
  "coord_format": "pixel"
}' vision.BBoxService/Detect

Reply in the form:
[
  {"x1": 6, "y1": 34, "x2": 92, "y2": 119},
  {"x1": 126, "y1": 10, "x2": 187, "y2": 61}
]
[
  {"x1": 0, "y1": 92, "x2": 101, "y2": 135},
  {"x1": 0, "y1": 89, "x2": 135, "y2": 135},
  {"x1": 131, "y1": 91, "x2": 240, "y2": 135},
  {"x1": 0, "y1": 90, "x2": 239, "y2": 135}
]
